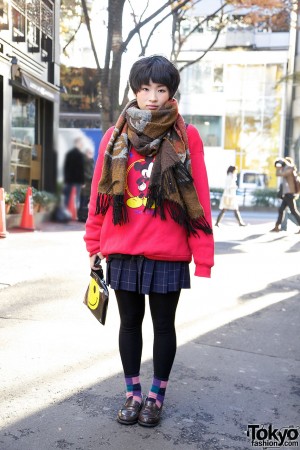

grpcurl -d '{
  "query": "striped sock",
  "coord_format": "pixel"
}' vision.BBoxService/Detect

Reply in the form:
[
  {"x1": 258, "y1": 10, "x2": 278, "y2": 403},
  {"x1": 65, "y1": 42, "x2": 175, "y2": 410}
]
[
  {"x1": 147, "y1": 377, "x2": 168, "y2": 408},
  {"x1": 125, "y1": 374, "x2": 142, "y2": 403}
]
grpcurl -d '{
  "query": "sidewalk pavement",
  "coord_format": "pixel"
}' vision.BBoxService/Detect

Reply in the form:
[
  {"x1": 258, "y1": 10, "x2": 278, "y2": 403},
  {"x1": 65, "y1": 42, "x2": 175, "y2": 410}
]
[{"x1": 0, "y1": 216, "x2": 299, "y2": 450}]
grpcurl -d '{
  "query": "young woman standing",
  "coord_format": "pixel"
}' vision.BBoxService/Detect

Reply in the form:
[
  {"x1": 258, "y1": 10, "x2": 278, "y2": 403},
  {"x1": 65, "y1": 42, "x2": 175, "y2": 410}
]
[{"x1": 84, "y1": 55, "x2": 214, "y2": 427}]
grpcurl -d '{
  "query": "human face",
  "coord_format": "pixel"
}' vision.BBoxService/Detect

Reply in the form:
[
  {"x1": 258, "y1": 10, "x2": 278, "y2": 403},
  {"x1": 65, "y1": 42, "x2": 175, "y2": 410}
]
[{"x1": 135, "y1": 80, "x2": 170, "y2": 111}]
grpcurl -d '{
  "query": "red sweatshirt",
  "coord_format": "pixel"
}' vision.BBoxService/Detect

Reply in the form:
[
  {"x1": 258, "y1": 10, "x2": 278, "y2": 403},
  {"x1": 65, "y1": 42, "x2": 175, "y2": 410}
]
[{"x1": 84, "y1": 124, "x2": 214, "y2": 278}]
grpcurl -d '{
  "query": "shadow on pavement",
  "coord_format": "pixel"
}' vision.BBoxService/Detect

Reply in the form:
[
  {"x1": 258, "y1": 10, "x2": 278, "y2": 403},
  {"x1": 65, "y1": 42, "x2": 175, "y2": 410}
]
[
  {"x1": 215, "y1": 231, "x2": 298, "y2": 255},
  {"x1": 286, "y1": 241, "x2": 300, "y2": 253},
  {"x1": 239, "y1": 273, "x2": 300, "y2": 303},
  {"x1": 8, "y1": 221, "x2": 86, "y2": 234},
  {"x1": 1, "y1": 295, "x2": 299, "y2": 450}
]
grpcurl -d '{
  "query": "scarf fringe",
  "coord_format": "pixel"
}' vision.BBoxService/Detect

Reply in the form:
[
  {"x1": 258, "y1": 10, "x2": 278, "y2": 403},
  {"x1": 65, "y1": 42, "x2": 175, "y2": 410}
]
[
  {"x1": 145, "y1": 186, "x2": 212, "y2": 237},
  {"x1": 96, "y1": 193, "x2": 111, "y2": 215},
  {"x1": 95, "y1": 193, "x2": 128, "y2": 225},
  {"x1": 165, "y1": 200, "x2": 213, "y2": 236},
  {"x1": 112, "y1": 195, "x2": 129, "y2": 225},
  {"x1": 189, "y1": 216, "x2": 213, "y2": 236}
]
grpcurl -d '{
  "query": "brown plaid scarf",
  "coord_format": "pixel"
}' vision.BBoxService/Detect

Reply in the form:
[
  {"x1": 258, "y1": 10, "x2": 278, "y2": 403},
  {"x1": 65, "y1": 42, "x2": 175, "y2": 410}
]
[{"x1": 96, "y1": 98, "x2": 212, "y2": 236}]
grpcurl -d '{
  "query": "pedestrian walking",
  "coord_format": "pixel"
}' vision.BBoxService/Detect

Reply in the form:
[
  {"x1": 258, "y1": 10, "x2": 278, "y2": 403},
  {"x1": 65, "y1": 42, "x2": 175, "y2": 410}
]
[
  {"x1": 63, "y1": 137, "x2": 85, "y2": 209},
  {"x1": 215, "y1": 165, "x2": 246, "y2": 227},
  {"x1": 78, "y1": 148, "x2": 95, "y2": 222},
  {"x1": 84, "y1": 55, "x2": 214, "y2": 427},
  {"x1": 270, "y1": 157, "x2": 300, "y2": 234}
]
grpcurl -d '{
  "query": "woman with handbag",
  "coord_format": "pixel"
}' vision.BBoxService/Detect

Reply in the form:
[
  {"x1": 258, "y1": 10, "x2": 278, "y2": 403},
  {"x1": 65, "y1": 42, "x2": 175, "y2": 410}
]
[
  {"x1": 84, "y1": 55, "x2": 214, "y2": 427},
  {"x1": 270, "y1": 157, "x2": 300, "y2": 234},
  {"x1": 215, "y1": 165, "x2": 246, "y2": 227}
]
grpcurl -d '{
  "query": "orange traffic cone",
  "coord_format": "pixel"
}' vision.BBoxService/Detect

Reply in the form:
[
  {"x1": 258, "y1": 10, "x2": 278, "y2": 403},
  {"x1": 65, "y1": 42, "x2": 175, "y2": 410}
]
[
  {"x1": 67, "y1": 186, "x2": 78, "y2": 220},
  {"x1": 0, "y1": 187, "x2": 7, "y2": 238},
  {"x1": 20, "y1": 187, "x2": 35, "y2": 231}
]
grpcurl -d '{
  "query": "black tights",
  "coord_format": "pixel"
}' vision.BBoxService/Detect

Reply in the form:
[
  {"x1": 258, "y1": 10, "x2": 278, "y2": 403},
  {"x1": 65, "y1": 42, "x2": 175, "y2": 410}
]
[{"x1": 115, "y1": 290, "x2": 180, "y2": 380}]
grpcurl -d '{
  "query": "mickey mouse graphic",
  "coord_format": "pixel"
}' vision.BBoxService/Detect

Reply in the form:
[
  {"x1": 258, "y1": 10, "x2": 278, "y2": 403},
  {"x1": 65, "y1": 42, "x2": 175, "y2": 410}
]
[
  {"x1": 126, "y1": 156, "x2": 155, "y2": 209},
  {"x1": 135, "y1": 156, "x2": 153, "y2": 198}
]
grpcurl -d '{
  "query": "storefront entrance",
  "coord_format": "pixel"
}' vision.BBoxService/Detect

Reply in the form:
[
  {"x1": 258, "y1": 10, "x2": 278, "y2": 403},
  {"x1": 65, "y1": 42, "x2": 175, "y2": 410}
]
[{"x1": 10, "y1": 90, "x2": 42, "y2": 190}]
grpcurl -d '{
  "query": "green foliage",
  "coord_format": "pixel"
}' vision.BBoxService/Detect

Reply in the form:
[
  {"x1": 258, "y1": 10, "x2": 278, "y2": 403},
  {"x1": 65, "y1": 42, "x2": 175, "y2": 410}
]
[
  {"x1": 210, "y1": 188, "x2": 223, "y2": 208},
  {"x1": 209, "y1": 187, "x2": 280, "y2": 208},
  {"x1": 32, "y1": 188, "x2": 56, "y2": 207},
  {"x1": 4, "y1": 191, "x2": 16, "y2": 206},
  {"x1": 251, "y1": 188, "x2": 278, "y2": 207},
  {"x1": 11, "y1": 187, "x2": 28, "y2": 204},
  {"x1": 7, "y1": 187, "x2": 56, "y2": 213}
]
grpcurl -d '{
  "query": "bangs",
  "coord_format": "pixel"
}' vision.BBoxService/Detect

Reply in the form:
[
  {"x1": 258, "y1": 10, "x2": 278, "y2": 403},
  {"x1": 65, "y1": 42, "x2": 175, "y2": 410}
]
[
  {"x1": 137, "y1": 64, "x2": 173, "y2": 89},
  {"x1": 129, "y1": 55, "x2": 180, "y2": 98}
]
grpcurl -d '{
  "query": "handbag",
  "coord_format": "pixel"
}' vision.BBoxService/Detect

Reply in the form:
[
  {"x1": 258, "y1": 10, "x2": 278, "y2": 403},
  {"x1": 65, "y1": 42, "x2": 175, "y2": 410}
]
[
  {"x1": 293, "y1": 172, "x2": 300, "y2": 194},
  {"x1": 83, "y1": 262, "x2": 109, "y2": 325}
]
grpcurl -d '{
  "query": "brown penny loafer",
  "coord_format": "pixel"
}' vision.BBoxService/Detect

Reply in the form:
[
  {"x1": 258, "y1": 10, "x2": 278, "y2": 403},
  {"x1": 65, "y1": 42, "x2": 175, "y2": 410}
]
[
  {"x1": 138, "y1": 398, "x2": 162, "y2": 427},
  {"x1": 117, "y1": 397, "x2": 143, "y2": 425}
]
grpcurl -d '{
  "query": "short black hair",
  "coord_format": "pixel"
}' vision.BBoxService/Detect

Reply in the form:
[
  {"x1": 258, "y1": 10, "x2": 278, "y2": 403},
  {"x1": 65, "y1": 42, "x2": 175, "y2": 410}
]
[{"x1": 129, "y1": 55, "x2": 180, "y2": 99}]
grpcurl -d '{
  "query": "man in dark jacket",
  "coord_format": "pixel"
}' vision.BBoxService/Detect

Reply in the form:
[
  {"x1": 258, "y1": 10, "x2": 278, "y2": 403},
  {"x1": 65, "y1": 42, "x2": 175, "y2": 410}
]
[{"x1": 63, "y1": 137, "x2": 85, "y2": 210}]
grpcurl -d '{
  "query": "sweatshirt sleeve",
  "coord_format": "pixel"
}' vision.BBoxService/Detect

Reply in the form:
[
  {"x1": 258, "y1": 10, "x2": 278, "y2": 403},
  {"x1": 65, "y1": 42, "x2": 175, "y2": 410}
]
[
  {"x1": 83, "y1": 127, "x2": 114, "y2": 256},
  {"x1": 187, "y1": 125, "x2": 214, "y2": 278}
]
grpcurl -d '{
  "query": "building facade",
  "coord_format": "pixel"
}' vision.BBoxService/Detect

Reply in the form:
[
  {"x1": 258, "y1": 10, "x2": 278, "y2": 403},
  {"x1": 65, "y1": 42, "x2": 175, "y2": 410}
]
[
  {"x1": 178, "y1": 0, "x2": 290, "y2": 188},
  {"x1": 0, "y1": 0, "x2": 60, "y2": 193}
]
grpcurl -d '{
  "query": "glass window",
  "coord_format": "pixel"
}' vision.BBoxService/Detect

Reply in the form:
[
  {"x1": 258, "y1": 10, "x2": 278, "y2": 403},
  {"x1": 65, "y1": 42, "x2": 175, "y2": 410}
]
[
  {"x1": 11, "y1": 0, "x2": 26, "y2": 13},
  {"x1": 41, "y1": 1, "x2": 53, "y2": 38},
  {"x1": 213, "y1": 65, "x2": 223, "y2": 92},
  {"x1": 225, "y1": 65, "x2": 243, "y2": 98},
  {"x1": 27, "y1": 0, "x2": 40, "y2": 26},
  {"x1": 243, "y1": 65, "x2": 264, "y2": 98},
  {"x1": 0, "y1": 0, "x2": 9, "y2": 30},
  {"x1": 265, "y1": 64, "x2": 283, "y2": 96},
  {"x1": 12, "y1": 7, "x2": 25, "y2": 42},
  {"x1": 27, "y1": 21, "x2": 40, "y2": 52},
  {"x1": 11, "y1": 91, "x2": 42, "y2": 190},
  {"x1": 197, "y1": 64, "x2": 212, "y2": 94},
  {"x1": 182, "y1": 62, "x2": 224, "y2": 94},
  {"x1": 11, "y1": 1, "x2": 54, "y2": 61},
  {"x1": 224, "y1": 115, "x2": 242, "y2": 150},
  {"x1": 183, "y1": 115, "x2": 222, "y2": 147}
]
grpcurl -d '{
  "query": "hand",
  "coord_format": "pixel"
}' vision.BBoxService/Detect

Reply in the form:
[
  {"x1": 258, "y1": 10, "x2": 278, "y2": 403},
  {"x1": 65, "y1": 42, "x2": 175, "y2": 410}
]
[{"x1": 90, "y1": 252, "x2": 104, "y2": 269}]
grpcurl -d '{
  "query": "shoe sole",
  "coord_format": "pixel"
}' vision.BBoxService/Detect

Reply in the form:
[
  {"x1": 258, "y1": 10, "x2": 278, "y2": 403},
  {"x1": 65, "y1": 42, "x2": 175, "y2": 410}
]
[
  {"x1": 138, "y1": 419, "x2": 160, "y2": 427},
  {"x1": 117, "y1": 417, "x2": 138, "y2": 425}
]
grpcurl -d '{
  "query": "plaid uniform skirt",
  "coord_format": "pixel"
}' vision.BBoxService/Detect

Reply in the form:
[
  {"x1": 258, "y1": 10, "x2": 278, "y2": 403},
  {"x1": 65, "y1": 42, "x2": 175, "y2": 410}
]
[{"x1": 106, "y1": 255, "x2": 191, "y2": 294}]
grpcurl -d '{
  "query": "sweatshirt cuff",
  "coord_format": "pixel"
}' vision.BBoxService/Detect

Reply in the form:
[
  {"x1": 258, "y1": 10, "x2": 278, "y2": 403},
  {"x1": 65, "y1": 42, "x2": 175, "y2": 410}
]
[{"x1": 194, "y1": 264, "x2": 211, "y2": 278}]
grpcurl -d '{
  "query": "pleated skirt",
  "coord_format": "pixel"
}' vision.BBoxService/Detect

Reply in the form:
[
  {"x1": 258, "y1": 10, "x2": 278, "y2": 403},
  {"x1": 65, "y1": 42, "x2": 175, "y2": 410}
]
[{"x1": 106, "y1": 255, "x2": 190, "y2": 294}]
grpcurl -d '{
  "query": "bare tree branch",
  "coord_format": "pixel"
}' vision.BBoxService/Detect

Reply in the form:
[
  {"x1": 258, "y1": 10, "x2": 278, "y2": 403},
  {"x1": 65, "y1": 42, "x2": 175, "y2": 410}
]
[
  {"x1": 128, "y1": 0, "x2": 144, "y2": 53},
  {"x1": 140, "y1": 0, "x2": 150, "y2": 21},
  {"x1": 81, "y1": 0, "x2": 101, "y2": 73},
  {"x1": 122, "y1": 0, "x2": 192, "y2": 50},
  {"x1": 179, "y1": 25, "x2": 224, "y2": 72},
  {"x1": 62, "y1": 18, "x2": 83, "y2": 54},
  {"x1": 138, "y1": 0, "x2": 202, "y2": 56},
  {"x1": 179, "y1": 2, "x2": 227, "y2": 49}
]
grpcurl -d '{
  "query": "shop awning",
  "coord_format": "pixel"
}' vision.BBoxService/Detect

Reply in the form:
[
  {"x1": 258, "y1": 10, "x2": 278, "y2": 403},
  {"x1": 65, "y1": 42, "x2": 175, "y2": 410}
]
[
  {"x1": 21, "y1": 73, "x2": 60, "y2": 102},
  {"x1": 10, "y1": 72, "x2": 60, "y2": 102}
]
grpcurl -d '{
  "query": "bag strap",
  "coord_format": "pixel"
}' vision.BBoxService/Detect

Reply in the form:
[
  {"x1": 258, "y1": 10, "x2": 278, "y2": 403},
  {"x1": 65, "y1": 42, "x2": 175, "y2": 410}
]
[{"x1": 91, "y1": 266, "x2": 104, "y2": 280}]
